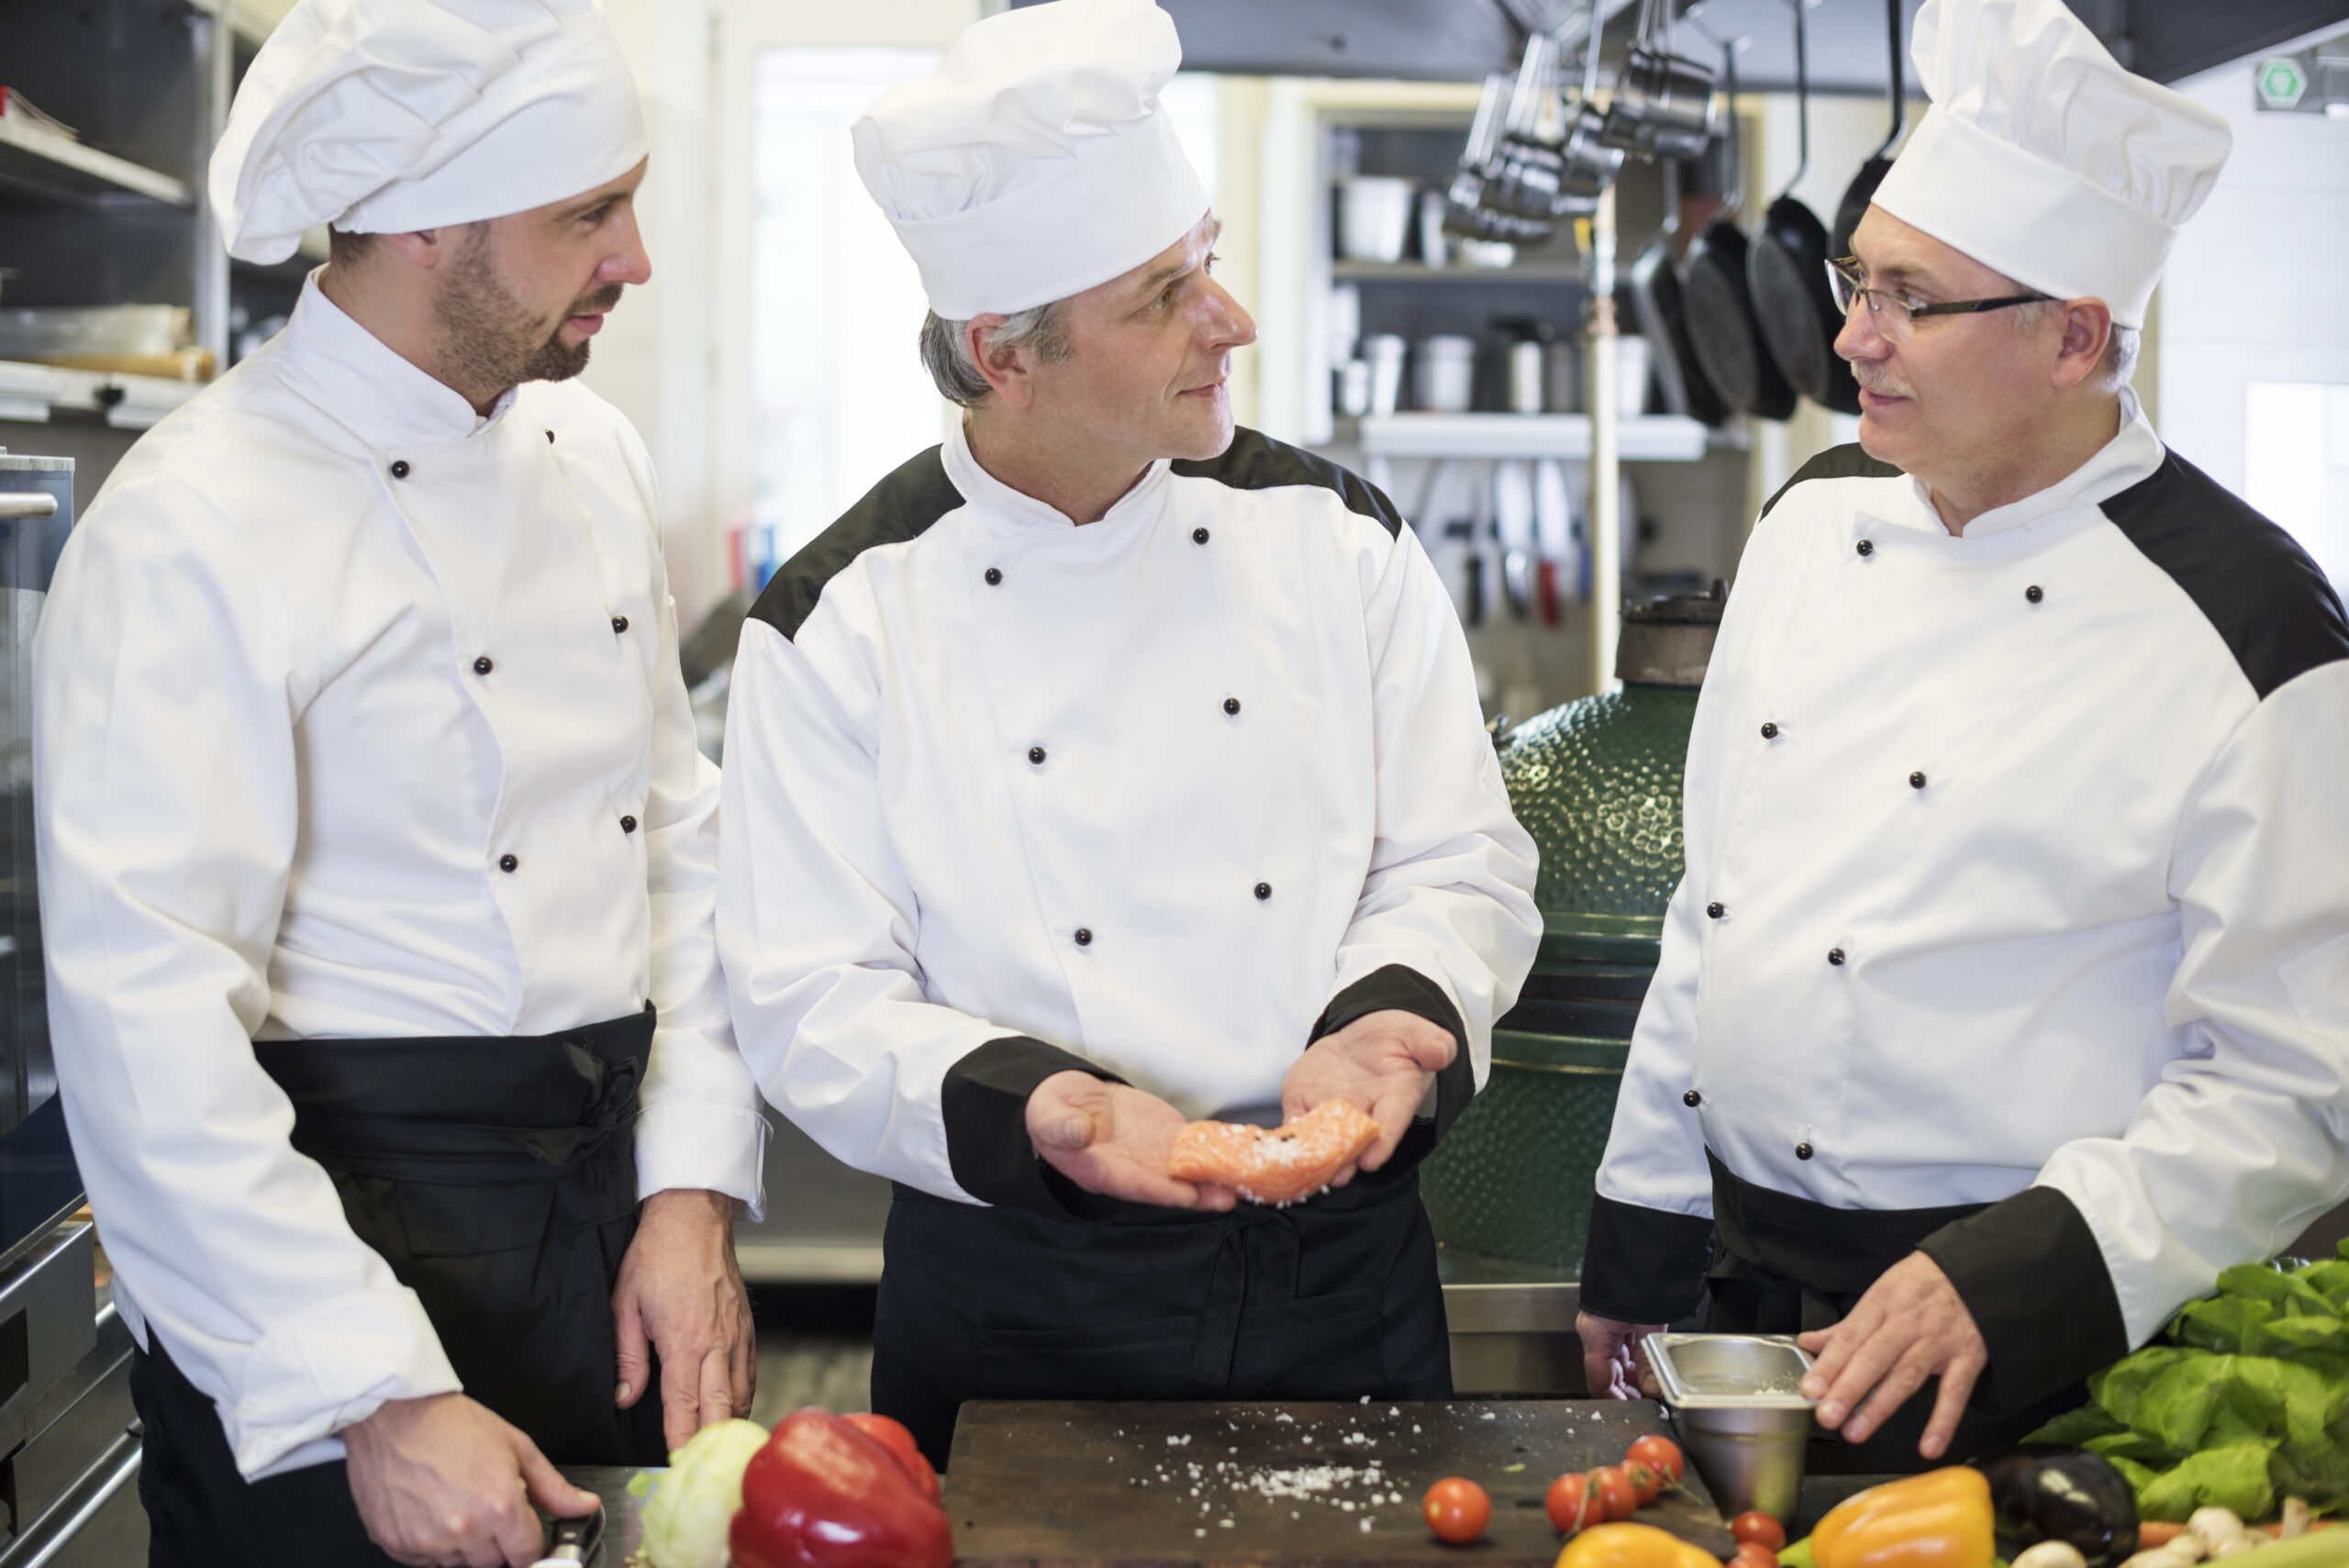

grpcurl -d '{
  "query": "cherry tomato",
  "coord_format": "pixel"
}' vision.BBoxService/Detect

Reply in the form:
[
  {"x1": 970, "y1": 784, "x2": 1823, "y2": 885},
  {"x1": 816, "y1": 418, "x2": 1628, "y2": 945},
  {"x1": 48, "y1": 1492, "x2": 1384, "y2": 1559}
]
[
  {"x1": 1423, "y1": 1477, "x2": 1491, "y2": 1545},
  {"x1": 1622, "y1": 1460, "x2": 1664, "y2": 1507},
  {"x1": 1626, "y1": 1434, "x2": 1686, "y2": 1484},
  {"x1": 1545, "y1": 1472, "x2": 1599, "y2": 1535},
  {"x1": 1588, "y1": 1465, "x2": 1638, "y2": 1522},
  {"x1": 1732, "y1": 1543, "x2": 1780, "y2": 1568},
  {"x1": 1731, "y1": 1513, "x2": 1787, "y2": 1552}
]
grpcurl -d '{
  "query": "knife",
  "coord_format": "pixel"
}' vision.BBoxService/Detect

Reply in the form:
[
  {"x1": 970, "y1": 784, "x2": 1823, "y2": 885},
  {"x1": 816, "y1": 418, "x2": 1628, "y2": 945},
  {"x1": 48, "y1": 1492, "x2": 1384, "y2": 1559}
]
[{"x1": 530, "y1": 1505, "x2": 604, "y2": 1567}]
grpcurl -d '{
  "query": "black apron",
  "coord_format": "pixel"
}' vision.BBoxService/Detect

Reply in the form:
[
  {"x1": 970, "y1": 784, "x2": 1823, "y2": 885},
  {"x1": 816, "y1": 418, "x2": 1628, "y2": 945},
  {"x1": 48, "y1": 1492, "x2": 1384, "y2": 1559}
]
[
  {"x1": 132, "y1": 1009, "x2": 667, "y2": 1567},
  {"x1": 874, "y1": 1124, "x2": 1453, "y2": 1470},
  {"x1": 1701, "y1": 1151, "x2": 2085, "y2": 1472}
]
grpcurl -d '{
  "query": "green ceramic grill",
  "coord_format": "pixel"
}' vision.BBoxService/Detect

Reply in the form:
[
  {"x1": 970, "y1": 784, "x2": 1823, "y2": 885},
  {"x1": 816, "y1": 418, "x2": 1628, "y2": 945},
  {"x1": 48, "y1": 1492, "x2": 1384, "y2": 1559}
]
[{"x1": 1419, "y1": 588, "x2": 1725, "y2": 1269}]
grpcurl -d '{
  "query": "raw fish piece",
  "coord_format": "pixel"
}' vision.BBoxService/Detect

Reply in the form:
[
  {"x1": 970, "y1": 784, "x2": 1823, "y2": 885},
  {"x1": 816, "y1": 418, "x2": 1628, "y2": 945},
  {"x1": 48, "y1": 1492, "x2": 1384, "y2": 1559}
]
[{"x1": 1167, "y1": 1100, "x2": 1381, "y2": 1205}]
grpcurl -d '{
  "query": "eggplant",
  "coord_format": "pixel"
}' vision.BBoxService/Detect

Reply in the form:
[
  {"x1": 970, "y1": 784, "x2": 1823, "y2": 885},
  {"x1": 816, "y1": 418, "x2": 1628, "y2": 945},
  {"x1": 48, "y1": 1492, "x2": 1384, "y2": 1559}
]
[{"x1": 1975, "y1": 1447, "x2": 2140, "y2": 1568}]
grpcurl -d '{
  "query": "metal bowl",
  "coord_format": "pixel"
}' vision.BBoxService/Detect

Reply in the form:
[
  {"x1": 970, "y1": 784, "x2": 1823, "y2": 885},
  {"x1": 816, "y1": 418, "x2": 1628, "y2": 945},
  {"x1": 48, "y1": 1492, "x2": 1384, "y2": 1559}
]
[{"x1": 1645, "y1": 1332, "x2": 1817, "y2": 1521}]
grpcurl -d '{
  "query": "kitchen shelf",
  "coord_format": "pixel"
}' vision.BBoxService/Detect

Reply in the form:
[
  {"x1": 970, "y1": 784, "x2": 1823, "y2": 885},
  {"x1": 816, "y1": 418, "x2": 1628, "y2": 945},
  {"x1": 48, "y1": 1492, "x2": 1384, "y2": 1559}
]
[
  {"x1": 0, "y1": 117, "x2": 192, "y2": 209},
  {"x1": 1358, "y1": 412, "x2": 1711, "y2": 462},
  {"x1": 1333, "y1": 260, "x2": 1584, "y2": 285},
  {"x1": 0, "y1": 358, "x2": 201, "y2": 429}
]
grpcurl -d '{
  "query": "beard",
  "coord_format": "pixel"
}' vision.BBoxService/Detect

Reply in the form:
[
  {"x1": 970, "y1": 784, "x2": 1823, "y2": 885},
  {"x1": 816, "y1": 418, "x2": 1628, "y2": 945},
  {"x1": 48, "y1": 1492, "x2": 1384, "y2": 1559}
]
[{"x1": 433, "y1": 228, "x2": 623, "y2": 392}]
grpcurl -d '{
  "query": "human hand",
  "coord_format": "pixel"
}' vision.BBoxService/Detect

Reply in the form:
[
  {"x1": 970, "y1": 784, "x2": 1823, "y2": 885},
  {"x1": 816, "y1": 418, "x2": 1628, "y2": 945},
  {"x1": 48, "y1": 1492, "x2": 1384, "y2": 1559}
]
[
  {"x1": 344, "y1": 1391, "x2": 597, "y2": 1567},
  {"x1": 613, "y1": 1186, "x2": 757, "y2": 1454},
  {"x1": 1279, "y1": 1009, "x2": 1454, "y2": 1184},
  {"x1": 1798, "y1": 1251, "x2": 1988, "y2": 1460},
  {"x1": 1026, "y1": 1071, "x2": 1236, "y2": 1210},
  {"x1": 1575, "y1": 1310, "x2": 1667, "y2": 1399}
]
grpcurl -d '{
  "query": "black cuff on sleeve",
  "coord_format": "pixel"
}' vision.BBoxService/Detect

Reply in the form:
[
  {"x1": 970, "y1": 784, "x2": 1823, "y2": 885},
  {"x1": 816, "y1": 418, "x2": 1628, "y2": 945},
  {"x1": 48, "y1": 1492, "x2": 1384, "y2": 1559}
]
[
  {"x1": 1312, "y1": 964, "x2": 1474, "y2": 1142},
  {"x1": 1579, "y1": 1192, "x2": 1716, "y2": 1324},
  {"x1": 1916, "y1": 1185, "x2": 2130, "y2": 1417},
  {"x1": 940, "y1": 1037, "x2": 1126, "y2": 1216}
]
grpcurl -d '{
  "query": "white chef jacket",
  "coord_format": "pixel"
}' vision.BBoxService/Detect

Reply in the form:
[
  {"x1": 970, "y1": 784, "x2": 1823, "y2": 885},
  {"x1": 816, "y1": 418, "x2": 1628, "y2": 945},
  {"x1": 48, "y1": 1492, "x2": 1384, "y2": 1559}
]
[
  {"x1": 1594, "y1": 392, "x2": 2349, "y2": 1362},
  {"x1": 718, "y1": 420, "x2": 1541, "y2": 1206},
  {"x1": 33, "y1": 276, "x2": 766, "y2": 1480}
]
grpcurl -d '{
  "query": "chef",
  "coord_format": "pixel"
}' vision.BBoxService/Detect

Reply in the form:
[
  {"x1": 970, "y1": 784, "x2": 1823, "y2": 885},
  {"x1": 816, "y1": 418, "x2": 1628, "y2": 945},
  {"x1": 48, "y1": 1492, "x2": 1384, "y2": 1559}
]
[
  {"x1": 718, "y1": 0, "x2": 1540, "y2": 1468},
  {"x1": 33, "y1": 1, "x2": 767, "y2": 1562},
  {"x1": 1576, "y1": 0, "x2": 2349, "y2": 1471}
]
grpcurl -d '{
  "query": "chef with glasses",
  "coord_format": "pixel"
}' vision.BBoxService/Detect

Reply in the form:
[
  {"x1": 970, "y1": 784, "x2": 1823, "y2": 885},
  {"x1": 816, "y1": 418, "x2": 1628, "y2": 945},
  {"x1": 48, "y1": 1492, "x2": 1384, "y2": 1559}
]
[{"x1": 1575, "y1": 0, "x2": 2349, "y2": 1472}]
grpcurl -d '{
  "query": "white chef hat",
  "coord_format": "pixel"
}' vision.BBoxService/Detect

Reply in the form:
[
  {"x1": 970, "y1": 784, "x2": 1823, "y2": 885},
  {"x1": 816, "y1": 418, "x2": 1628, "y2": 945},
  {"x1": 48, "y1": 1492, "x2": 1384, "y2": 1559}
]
[
  {"x1": 852, "y1": 0, "x2": 1210, "y2": 320},
  {"x1": 1871, "y1": 0, "x2": 2231, "y2": 328},
  {"x1": 209, "y1": 0, "x2": 647, "y2": 265}
]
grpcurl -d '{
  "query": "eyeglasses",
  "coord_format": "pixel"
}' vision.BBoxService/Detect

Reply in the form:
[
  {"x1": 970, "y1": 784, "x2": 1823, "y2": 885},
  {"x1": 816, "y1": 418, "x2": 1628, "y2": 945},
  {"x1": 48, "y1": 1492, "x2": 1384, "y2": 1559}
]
[{"x1": 1827, "y1": 255, "x2": 2047, "y2": 342}]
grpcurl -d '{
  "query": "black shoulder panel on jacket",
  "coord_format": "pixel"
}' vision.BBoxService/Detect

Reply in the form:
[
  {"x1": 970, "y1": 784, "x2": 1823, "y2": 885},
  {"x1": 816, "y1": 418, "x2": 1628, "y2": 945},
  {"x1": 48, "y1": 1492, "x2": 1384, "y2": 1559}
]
[
  {"x1": 748, "y1": 445, "x2": 963, "y2": 642},
  {"x1": 1170, "y1": 427, "x2": 1404, "y2": 538},
  {"x1": 2100, "y1": 450, "x2": 2349, "y2": 701},
  {"x1": 1757, "y1": 441, "x2": 1904, "y2": 520}
]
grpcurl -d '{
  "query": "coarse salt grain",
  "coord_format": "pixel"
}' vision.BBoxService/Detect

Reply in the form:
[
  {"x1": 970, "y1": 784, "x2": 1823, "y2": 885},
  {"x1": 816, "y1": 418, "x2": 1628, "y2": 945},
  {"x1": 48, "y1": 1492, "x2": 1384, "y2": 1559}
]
[{"x1": 1361, "y1": 1519, "x2": 1374, "y2": 1533}]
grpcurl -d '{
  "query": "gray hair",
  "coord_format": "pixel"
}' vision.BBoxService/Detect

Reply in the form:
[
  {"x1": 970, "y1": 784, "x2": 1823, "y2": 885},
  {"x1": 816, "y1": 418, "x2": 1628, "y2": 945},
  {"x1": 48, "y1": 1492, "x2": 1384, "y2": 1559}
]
[
  {"x1": 2013, "y1": 298, "x2": 2140, "y2": 389},
  {"x1": 918, "y1": 302, "x2": 1071, "y2": 407}
]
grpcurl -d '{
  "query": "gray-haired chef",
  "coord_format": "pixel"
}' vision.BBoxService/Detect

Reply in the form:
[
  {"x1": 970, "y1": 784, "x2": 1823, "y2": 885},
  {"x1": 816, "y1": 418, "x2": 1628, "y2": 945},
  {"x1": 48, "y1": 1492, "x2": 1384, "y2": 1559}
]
[
  {"x1": 719, "y1": 0, "x2": 1541, "y2": 1468},
  {"x1": 33, "y1": 1, "x2": 764, "y2": 1562},
  {"x1": 1577, "y1": 0, "x2": 2349, "y2": 1473}
]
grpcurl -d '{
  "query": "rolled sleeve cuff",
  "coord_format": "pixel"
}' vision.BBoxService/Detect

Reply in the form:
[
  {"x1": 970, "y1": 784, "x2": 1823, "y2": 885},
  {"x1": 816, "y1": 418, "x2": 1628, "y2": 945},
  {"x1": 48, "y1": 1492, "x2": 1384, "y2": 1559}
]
[
  {"x1": 635, "y1": 1101, "x2": 772, "y2": 1220},
  {"x1": 1916, "y1": 1184, "x2": 2128, "y2": 1417},
  {"x1": 1313, "y1": 964, "x2": 1474, "y2": 1141},
  {"x1": 1580, "y1": 1192, "x2": 1715, "y2": 1324},
  {"x1": 228, "y1": 1285, "x2": 461, "y2": 1481},
  {"x1": 941, "y1": 1036, "x2": 1126, "y2": 1215}
]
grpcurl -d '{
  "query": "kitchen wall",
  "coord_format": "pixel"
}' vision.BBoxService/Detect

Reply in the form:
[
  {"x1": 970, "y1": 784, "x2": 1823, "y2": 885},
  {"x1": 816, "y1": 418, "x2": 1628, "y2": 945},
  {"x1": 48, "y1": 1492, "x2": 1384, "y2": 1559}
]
[
  {"x1": 2156, "y1": 29, "x2": 2349, "y2": 590},
  {"x1": 582, "y1": 0, "x2": 985, "y2": 629}
]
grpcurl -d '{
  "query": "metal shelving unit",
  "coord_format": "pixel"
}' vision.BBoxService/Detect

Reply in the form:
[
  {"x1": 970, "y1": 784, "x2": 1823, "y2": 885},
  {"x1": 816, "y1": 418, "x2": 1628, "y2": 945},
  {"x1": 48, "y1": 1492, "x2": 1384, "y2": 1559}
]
[
  {"x1": 1360, "y1": 411, "x2": 1711, "y2": 462},
  {"x1": 1331, "y1": 260, "x2": 1585, "y2": 285},
  {"x1": 0, "y1": 118, "x2": 193, "y2": 210}
]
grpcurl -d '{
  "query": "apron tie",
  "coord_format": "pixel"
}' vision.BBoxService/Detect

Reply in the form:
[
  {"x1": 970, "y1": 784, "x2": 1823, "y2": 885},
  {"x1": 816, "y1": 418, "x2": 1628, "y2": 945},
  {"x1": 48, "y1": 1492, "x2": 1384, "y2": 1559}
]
[{"x1": 1188, "y1": 1207, "x2": 1304, "y2": 1386}]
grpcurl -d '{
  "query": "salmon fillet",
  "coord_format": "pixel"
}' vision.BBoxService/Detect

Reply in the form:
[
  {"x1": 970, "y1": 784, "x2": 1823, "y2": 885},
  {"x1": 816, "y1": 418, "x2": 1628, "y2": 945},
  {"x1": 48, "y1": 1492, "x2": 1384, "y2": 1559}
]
[{"x1": 1166, "y1": 1100, "x2": 1382, "y2": 1206}]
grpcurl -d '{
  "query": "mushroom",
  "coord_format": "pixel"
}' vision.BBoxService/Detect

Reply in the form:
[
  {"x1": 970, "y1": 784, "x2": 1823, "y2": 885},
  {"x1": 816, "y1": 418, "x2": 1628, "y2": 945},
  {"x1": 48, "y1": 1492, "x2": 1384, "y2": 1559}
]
[{"x1": 2013, "y1": 1543, "x2": 2091, "y2": 1568}]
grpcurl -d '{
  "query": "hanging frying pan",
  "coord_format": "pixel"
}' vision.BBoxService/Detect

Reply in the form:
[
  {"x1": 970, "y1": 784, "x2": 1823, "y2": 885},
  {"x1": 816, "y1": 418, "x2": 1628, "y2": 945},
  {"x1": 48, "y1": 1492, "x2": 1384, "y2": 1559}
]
[
  {"x1": 1629, "y1": 156, "x2": 1728, "y2": 426},
  {"x1": 1831, "y1": 0, "x2": 1909, "y2": 257},
  {"x1": 1749, "y1": 0, "x2": 1860, "y2": 414},
  {"x1": 1679, "y1": 44, "x2": 1797, "y2": 422}
]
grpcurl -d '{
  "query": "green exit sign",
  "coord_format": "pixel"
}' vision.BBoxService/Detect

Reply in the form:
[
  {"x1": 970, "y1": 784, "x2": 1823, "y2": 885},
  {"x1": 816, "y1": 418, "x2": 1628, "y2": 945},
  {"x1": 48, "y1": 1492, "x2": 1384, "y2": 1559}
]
[{"x1": 2256, "y1": 55, "x2": 2308, "y2": 110}]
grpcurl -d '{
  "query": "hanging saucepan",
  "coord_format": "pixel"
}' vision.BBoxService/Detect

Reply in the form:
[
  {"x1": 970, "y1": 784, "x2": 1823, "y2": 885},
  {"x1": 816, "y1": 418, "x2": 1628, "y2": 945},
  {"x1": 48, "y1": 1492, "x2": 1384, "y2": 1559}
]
[
  {"x1": 1600, "y1": 0, "x2": 1719, "y2": 162},
  {"x1": 1831, "y1": 0, "x2": 1909, "y2": 256},
  {"x1": 1748, "y1": 0, "x2": 1859, "y2": 414},
  {"x1": 1553, "y1": 6, "x2": 1625, "y2": 217},
  {"x1": 1630, "y1": 156, "x2": 1728, "y2": 426},
  {"x1": 1444, "y1": 72, "x2": 1545, "y2": 243},
  {"x1": 1679, "y1": 43, "x2": 1797, "y2": 421}
]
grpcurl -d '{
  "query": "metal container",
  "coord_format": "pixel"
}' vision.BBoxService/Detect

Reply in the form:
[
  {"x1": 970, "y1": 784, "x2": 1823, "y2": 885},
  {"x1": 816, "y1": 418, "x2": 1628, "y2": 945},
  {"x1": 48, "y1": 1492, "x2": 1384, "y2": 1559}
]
[
  {"x1": 1508, "y1": 338, "x2": 1547, "y2": 414},
  {"x1": 1419, "y1": 589, "x2": 1725, "y2": 1269},
  {"x1": 1646, "y1": 1332, "x2": 1818, "y2": 1521},
  {"x1": 1416, "y1": 335, "x2": 1476, "y2": 413},
  {"x1": 1339, "y1": 176, "x2": 1416, "y2": 263}
]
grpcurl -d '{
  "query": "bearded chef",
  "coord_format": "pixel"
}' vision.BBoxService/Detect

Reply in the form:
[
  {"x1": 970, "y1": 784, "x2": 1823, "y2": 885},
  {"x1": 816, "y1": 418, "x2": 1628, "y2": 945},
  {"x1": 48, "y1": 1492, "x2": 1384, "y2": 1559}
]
[
  {"x1": 718, "y1": 0, "x2": 1540, "y2": 1467},
  {"x1": 33, "y1": 1, "x2": 768, "y2": 1563},
  {"x1": 1577, "y1": 0, "x2": 2349, "y2": 1471}
]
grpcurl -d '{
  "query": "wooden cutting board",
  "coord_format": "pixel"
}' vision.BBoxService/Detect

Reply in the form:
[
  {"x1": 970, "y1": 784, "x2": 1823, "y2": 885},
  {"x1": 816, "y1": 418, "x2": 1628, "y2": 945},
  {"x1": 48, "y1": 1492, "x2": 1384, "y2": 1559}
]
[{"x1": 943, "y1": 1400, "x2": 1737, "y2": 1566}]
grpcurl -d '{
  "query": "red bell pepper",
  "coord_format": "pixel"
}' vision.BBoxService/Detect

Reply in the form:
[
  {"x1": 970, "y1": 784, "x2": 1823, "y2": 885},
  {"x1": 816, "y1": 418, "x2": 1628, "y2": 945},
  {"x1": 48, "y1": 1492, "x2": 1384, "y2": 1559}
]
[
  {"x1": 729, "y1": 1408, "x2": 955, "y2": 1568},
  {"x1": 845, "y1": 1413, "x2": 941, "y2": 1504}
]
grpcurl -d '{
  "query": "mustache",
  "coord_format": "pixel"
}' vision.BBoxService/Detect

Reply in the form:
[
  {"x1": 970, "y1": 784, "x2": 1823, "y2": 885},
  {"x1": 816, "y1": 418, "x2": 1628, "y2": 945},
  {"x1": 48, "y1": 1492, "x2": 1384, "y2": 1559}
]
[
  {"x1": 564, "y1": 284, "x2": 626, "y2": 318},
  {"x1": 1852, "y1": 362, "x2": 1914, "y2": 399}
]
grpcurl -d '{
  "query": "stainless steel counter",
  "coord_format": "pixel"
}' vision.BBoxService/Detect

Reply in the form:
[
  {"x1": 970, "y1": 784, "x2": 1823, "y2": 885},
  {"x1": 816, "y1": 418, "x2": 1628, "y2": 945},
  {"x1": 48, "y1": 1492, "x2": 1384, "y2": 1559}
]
[{"x1": 1436, "y1": 1247, "x2": 1585, "y2": 1395}]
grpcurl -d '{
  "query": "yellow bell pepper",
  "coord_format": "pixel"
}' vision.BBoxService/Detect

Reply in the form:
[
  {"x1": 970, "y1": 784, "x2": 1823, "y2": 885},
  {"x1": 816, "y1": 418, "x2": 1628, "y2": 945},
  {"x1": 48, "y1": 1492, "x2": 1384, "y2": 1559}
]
[
  {"x1": 1813, "y1": 1468, "x2": 1995, "y2": 1568},
  {"x1": 1555, "y1": 1521, "x2": 1721, "y2": 1568}
]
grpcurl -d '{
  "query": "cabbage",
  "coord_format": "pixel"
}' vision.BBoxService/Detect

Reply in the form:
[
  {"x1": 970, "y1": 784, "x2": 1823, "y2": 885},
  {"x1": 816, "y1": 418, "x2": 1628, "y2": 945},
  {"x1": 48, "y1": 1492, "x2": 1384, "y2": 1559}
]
[{"x1": 638, "y1": 1418, "x2": 771, "y2": 1568}]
